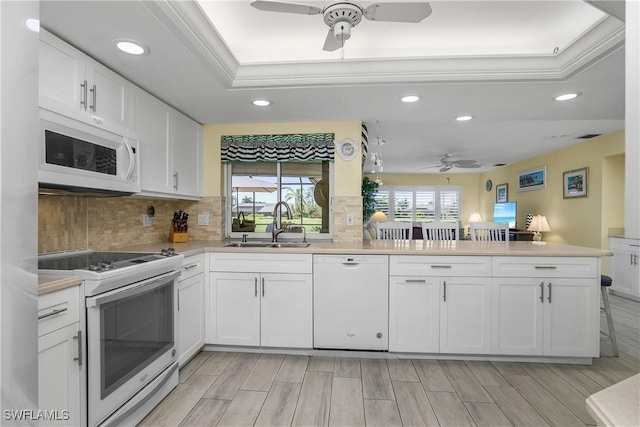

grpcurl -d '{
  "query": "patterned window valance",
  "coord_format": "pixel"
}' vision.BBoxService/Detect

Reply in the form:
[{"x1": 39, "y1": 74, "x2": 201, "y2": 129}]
[{"x1": 221, "y1": 133, "x2": 335, "y2": 162}]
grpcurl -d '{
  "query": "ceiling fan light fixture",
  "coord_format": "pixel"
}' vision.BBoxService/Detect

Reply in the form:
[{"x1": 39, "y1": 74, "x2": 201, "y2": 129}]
[
  {"x1": 456, "y1": 115, "x2": 474, "y2": 121},
  {"x1": 252, "y1": 98, "x2": 272, "y2": 107},
  {"x1": 401, "y1": 95, "x2": 421, "y2": 103},
  {"x1": 554, "y1": 92, "x2": 581, "y2": 101},
  {"x1": 114, "y1": 38, "x2": 149, "y2": 55},
  {"x1": 25, "y1": 18, "x2": 40, "y2": 32}
]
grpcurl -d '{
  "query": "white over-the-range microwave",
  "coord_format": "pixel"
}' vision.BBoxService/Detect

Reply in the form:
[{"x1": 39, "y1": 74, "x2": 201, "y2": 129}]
[{"x1": 39, "y1": 109, "x2": 140, "y2": 196}]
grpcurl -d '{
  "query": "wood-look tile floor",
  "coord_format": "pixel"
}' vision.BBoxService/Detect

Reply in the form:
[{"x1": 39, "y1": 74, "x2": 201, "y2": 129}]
[{"x1": 140, "y1": 293, "x2": 639, "y2": 426}]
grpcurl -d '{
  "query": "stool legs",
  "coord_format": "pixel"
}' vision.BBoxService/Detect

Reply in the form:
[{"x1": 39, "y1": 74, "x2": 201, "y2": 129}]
[{"x1": 601, "y1": 286, "x2": 619, "y2": 357}]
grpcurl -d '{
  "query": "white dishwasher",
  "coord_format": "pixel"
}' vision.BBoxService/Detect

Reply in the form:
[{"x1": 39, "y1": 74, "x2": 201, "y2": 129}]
[{"x1": 313, "y1": 255, "x2": 389, "y2": 351}]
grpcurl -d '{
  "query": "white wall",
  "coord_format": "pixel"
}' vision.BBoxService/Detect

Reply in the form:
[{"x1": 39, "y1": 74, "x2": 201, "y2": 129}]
[
  {"x1": 626, "y1": 1, "x2": 640, "y2": 239},
  {"x1": 1, "y1": 0, "x2": 39, "y2": 419}
]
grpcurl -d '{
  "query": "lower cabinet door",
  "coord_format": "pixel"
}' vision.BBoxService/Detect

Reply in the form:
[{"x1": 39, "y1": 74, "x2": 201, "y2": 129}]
[
  {"x1": 440, "y1": 277, "x2": 492, "y2": 354},
  {"x1": 208, "y1": 272, "x2": 260, "y2": 346},
  {"x1": 38, "y1": 323, "x2": 80, "y2": 427},
  {"x1": 178, "y1": 273, "x2": 205, "y2": 365},
  {"x1": 492, "y1": 278, "x2": 544, "y2": 355},
  {"x1": 544, "y1": 278, "x2": 599, "y2": 357},
  {"x1": 261, "y1": 273, "x2": 312, "y2": 348},
  {"x1": 389, "y1": 276, "x2": 440, "y2": 352}
]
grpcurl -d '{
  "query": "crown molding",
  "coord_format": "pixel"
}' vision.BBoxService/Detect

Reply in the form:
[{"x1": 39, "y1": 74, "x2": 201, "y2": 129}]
[{"x1": 156, "y1": 3, "x2": 624, "y2": 90}]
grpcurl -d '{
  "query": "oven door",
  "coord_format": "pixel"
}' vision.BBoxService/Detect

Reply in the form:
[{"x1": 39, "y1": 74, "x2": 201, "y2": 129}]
[{"x1": 86, "y1": 270, "x2": 179, "y2": 427}]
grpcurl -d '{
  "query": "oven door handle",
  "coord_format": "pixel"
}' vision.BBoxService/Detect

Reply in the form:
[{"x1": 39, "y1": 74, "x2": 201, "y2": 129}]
[{"x1": 86, "y1": 270, "x2": 180, "y2": 308}]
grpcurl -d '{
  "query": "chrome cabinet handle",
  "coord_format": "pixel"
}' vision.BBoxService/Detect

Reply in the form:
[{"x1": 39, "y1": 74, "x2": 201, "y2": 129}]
[
  {"x1": 431, "y1": 265, "x2": 452, "y2": 269},
  {"x1": 535, "y1": 266, "x2": 557, "y2": 270},
  {"x1": 547, "y1": 282, "x2": 552, "y2": 303},
  {"x1": 539, "y1": 282, "x2": 544, "y2": 303},
  {"x1": 262, "y1": 277, "x2": 265, "y2": 297},
  {"x1": 443, "y1": 281, "x2": 447, "y2": 302},
  {"x1": 89, "y1": 84, "x2": 97, "y2": 112},
  {"x1": 173, "y1": 172, "x2": 179, "y2": 190},
  {"x1": 184, "y1": 264, "x2": 198, "y2": 270},
  {"x1": 405, "y1": 279, "x2": 426, "y2": 283},
  {"x1": 73, "y1": 330, "x2": 82, "y2": 366},
  {"x1": 255, "y1": 277, "x2": 258, "y2": 297},
  {"x1": 80, "y1": 80, "x2": 88, "y2": 110},
  {"x1": 38, "y1": 307, "x2": 68, "y2": 320}
]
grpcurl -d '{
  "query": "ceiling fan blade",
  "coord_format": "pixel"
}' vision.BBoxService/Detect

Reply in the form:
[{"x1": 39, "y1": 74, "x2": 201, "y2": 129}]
[
  {"x1": 363, "y1": 2, "x2": 432, "y2": 23},
  {"x1": 250, "y1": 1, "x2": 322, "y2": 15},
  {"x1": 322, "y1": 28, "x2": 342, "y2": 51},
  {"x1": 439, "y1": 164, "x2": 453, "y2": 173},
  {"x1": 453, "y1": 160, "x2": 481, "y2": 168}
]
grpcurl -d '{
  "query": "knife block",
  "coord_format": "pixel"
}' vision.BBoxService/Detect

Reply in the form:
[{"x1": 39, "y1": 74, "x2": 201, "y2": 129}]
[{"x1": 169, "y1": 225, "x2": 188, "y2": 243}]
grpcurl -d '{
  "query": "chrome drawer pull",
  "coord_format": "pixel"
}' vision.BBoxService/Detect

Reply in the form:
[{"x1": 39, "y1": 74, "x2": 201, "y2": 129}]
[
  {"x1": 405, "y1": 279, "x2": 426, "y2": 283},
  {"x1": 184, "y1": 264, "x2": 198, "y2": 270},
  {"x1": 431, "y1": 265, "x2": 452, "y2": 269},
  {"x1": 535, "y1": 266, "x2": 557, "y2": 270},
  {"x1": 38, "y1": 307, "x2": 68, "y2": 320}
]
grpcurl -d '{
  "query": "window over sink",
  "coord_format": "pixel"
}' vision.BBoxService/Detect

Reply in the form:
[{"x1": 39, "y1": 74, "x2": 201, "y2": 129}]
[{"x1": 225, "y1": 161, "x2": 333, "y2": 239}]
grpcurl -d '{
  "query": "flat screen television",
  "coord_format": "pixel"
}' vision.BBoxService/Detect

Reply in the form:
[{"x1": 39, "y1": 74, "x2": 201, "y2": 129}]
[{"x1": 493, "y1": 202, "x2": 517, "y2": 229}]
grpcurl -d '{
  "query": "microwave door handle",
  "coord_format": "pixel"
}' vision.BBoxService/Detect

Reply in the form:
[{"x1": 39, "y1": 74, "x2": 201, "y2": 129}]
[
  {"x1": 86, "y1": 270, "x2": 180, "y2": 308},
  {"x1": 123, "y1": 136, "x2": 135, "y2": 180}
]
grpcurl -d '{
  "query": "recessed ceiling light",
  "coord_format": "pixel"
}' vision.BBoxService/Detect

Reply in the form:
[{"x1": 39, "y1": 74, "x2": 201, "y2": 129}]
[
  {"x1": 401, "y1": 95, "x2": 421, "y2": 103},
  {"x1": 252, "y1": 99, "x2": 271, "y2": 107},
  {"x1": 456, "y1": 115, "x2": 474, "y2": 121},
  {"x1": 554, "y1": 92, "x2": 581, "y2": 101},
  {"x1": 113, "y1": 38, "x2": 149, "y2": 55},
  {"x1": 25, "y1": 18, "x2": 40, "y2": 32}
]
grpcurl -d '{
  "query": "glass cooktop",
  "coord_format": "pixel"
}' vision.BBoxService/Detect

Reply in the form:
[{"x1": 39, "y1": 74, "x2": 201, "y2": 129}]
[{"x1": 38, "y1": 251, "x2": 157, "y2": 272}]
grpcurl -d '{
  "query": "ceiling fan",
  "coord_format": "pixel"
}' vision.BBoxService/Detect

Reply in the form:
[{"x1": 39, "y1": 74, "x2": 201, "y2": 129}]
[
  {"x1": 422, "y1": 153, "x2": 482, "y2": 172},
  {"x1": 250, "y1": 1, "x2": 432, "y2": 51}
]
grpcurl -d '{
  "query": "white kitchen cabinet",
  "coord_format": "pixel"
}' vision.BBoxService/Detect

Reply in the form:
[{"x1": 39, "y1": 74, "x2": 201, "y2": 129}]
[
  {"x1": 177, "y1": 255, "x2": 205, "y2": 366},
  {"x1": 492, "y1": 257, "x2": 599, "y2": 357},
  {"x1": 38, "y1": 286, "x2": 81, "y2": 427},
  {"x1": 39, "y1": 29, "x2": 129, "y2": 135},
  {"x1": 609, "y1": 236, "x2": 640, "y2": 301},
  {"x1": 208, "y1": 253, "x2": 313, "y2": 348},
  {"x1": 130, "y1": 87, "x2": 202, "y2": 199},
  {"x1": 440, "y1": 277, "x2": 492, "y2": 354},
  {"x1": 389, "y1": 256, "x2": 492, "y2": 354}
]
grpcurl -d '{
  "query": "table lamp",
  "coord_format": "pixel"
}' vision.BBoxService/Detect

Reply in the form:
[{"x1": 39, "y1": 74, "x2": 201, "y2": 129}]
[
  {"x1": 365, "y1": 211, "x2": 388, "y2": 239},
  {"x1": 528, "y1": 215, "x2": 551, "y2": 241}
]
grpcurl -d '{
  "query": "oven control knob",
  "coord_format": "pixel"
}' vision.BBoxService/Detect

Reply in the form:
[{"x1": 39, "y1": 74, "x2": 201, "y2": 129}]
[
  {"x1": 172, "y1": 349, "x2": 176, "y2": 357},
  {"x1": 101, "y1": 261, "x2": 114, "y2": 270},
  {"x1": 160, "y1": 248, "x2": 169, "y2": 256},
  {"x1": 167, "y1": 247, "x2": 176, "y2": 256},
  {"x1": 89, "y1": 264, "x2": 102, "y2": 271}
]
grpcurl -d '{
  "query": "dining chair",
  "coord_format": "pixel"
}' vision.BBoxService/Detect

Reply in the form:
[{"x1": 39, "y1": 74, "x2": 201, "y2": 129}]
[
  {"x1": 470, "y1": 222, "x2": 509, "y2": 241},
  {"x1": 376, "y1": 221, "x2": 413, "y2": 240},
  {"x1": 421, "y1": 221, "x2": 460, "y2": 241}
]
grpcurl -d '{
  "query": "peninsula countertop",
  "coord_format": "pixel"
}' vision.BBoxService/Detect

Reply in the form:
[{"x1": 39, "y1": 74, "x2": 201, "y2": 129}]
[{"x1": 119, "y1": 239, "x2": 612, "y2": 258}]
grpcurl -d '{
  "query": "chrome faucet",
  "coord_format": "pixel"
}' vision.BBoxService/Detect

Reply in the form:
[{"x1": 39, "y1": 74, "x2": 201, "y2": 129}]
[{"x1": 272, "y1": 201, "x2": 293, "y2": 242}]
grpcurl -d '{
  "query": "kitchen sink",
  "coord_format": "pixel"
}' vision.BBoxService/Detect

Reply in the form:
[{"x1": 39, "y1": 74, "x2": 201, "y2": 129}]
[{"x1": 224, "y1": 242, "x2": 310, "y2": 248}]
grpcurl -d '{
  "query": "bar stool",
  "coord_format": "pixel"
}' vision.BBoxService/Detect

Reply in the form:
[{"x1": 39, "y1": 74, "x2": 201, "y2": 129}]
[{"x1": 600, "y1": 275, "x2": 619, "y2": 357}]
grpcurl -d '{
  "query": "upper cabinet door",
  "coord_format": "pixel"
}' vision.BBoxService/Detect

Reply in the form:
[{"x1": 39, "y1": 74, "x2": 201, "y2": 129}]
[
  {"x1": 173, "y1": 113, "x2": 202, "y2": 198},
  {"x1": 39, "y1": 30, "x2": 130, "y2": 136},
  {"x1": 39, "y1": 30, "x2": 86, "y2": 120},
  {"x1": 131, "y1": 89, "x2": 172, "y2": 194}
]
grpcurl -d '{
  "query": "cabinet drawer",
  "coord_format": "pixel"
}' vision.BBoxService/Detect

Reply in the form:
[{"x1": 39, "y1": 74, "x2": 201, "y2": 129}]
[
  {"x1": 390, "y1": 256, "x2": 491, "y2": 277},
  {"x1": 609, "y1": 237, "x2": 640, "y2": 252},
  {"x1": 180, "y1": 254, "x2": 204, "y2": 281},
  {"x1": 492, "y1": 257, "x2": 598, "y2": 278},
  {"x1": 38, "y1": 285, "x2": 80, "y2": 337},
  {"x1": 210, "y1": 253, "x2": 312, "y2": 274}
]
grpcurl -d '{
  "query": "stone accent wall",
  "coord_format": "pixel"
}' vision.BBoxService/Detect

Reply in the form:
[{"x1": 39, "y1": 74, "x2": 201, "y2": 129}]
[
  {"x1": 38, "y1": 195, "x2": 224, "y2": 253},
  {"x1": 332, "y1": 196, "x2": 363, "y2": 243}
]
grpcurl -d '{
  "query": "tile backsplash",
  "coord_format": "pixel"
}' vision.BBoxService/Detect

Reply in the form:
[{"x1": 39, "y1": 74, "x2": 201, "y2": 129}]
[{"x1": 39, "y1": 195, "x2": 223, "y2": 253}]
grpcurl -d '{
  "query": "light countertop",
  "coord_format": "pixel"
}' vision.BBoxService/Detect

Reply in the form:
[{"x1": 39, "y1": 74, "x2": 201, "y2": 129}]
[
  {"x1": 38, "y1": 240, "x2": 610, "y2": 295},
  {"x1": 586, "y1": 373, "x2": 640, "y2": 427}
]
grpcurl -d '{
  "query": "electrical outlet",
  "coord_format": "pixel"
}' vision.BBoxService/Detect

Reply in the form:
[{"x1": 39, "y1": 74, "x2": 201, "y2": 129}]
[
  {"x1": 346, "y1": 213, "x2": 354, "y2": 226},
  {"x1": 198, "y1": 214, "x2": 210, "y2": 226},
  {"x1": 142, "y1": 214, "x2": 153, "y2": 227}
]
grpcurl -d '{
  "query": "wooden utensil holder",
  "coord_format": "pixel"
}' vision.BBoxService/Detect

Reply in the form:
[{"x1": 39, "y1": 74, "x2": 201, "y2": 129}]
[{"x1": 169, "y1": 225, "x2": 188, "y2": 243}]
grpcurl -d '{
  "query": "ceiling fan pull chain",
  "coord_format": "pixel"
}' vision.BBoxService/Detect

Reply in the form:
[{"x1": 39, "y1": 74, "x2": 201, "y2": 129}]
[{"x1": 340, "y1": 27, "x2": 345, "y2": 60}]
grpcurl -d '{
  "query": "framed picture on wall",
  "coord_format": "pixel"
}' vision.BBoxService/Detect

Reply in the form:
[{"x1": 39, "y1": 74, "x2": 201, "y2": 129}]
[
  {"x1": 517, "y1": 166, "x2": 546, "y2": 192},
  {"x1": 563, "y1": 167, "x2": 588, "y2": 198},
  {"x1": 496, "y1": 183, "x2": 508, "y2": 203}
]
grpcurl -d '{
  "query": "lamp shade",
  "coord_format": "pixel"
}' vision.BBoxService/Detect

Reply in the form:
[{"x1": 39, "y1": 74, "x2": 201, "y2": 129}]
[
  {"x1": 370, "y1": 211, "x2": 388, "y2": 223},
  {"x1": 528, "y1": 215, "x2": 551, "y2": 232},
  {"x1": 468, "y1": 212, "x2": 483, "y2": 223}
]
